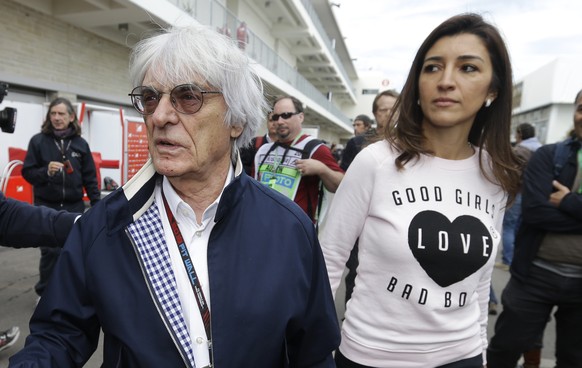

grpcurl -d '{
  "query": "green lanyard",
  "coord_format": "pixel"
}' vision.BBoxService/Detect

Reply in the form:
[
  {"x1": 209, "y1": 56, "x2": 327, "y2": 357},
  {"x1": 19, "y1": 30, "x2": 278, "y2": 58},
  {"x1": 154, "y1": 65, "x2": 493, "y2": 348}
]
[
  {"x1": 578, "y1": 149, "x2": 582, "y2": 194},
  {"x1": 270, "y1": 133, "x2": 302, "y2": 175}
]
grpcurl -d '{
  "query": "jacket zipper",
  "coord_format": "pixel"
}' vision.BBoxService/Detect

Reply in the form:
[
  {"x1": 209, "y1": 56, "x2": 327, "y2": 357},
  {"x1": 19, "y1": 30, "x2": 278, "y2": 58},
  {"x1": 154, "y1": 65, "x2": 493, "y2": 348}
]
[{"x1": 60, "y1": 139, "x2": 66, "y2": 206}]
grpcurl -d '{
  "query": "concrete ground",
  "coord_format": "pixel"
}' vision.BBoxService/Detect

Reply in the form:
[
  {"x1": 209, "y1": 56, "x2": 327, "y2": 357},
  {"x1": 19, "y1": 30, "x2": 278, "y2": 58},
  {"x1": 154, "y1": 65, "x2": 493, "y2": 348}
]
[{"x1": 1, "y1": 246, "x2": 556, "y2": 367}]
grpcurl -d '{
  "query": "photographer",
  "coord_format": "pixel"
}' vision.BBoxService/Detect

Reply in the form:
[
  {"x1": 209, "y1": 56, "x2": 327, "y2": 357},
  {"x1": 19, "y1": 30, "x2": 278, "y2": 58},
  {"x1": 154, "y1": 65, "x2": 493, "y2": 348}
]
[
  {"x1": 0, "y1": 83, "x2": 78, "y2": 353},
  {"x1": 21, "y1": 97, "x2": 100, "y2": 299}
]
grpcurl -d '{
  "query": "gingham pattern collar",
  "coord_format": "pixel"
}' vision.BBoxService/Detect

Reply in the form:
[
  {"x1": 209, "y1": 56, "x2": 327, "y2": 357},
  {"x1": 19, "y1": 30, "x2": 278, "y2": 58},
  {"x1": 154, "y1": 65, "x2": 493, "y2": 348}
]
[{"x1": 127, "y1": 202, "x2": 196, "y2": 368}]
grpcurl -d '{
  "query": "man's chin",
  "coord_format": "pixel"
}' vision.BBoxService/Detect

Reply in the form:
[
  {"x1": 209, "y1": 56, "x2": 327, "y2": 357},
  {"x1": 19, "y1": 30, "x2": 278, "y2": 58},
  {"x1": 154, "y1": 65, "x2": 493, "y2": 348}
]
[{"x1": 153, "y1": 158, "x2": 186, "y2": 177}]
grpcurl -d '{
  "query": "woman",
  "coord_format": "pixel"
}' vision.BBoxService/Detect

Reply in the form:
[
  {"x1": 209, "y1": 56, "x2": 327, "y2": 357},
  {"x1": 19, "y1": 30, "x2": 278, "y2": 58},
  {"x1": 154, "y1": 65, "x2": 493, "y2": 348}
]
[{"x1": 321, "y1": 13, "x2": 521, "y2": 368}]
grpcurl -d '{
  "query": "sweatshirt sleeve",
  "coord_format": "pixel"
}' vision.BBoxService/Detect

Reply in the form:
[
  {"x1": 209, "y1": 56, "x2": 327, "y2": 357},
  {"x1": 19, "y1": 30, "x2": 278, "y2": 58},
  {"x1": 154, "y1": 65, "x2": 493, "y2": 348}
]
[{"x1": 319, "y1": 145, "x2": 377, "y2": 297}]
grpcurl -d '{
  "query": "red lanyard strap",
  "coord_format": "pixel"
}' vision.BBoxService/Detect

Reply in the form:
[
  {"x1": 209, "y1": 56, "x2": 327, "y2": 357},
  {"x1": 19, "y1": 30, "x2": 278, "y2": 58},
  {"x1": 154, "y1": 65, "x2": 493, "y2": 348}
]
[{"x1": 161, "y1": 188, "x2": 212, "y2": 343}]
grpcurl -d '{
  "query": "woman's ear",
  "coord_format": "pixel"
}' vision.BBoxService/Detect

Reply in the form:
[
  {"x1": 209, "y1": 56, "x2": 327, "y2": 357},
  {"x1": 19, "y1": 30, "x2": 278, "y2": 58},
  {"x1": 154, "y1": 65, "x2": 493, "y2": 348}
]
[{"x1": 487, "y1": 91, "x2": 498, "y2": 104}]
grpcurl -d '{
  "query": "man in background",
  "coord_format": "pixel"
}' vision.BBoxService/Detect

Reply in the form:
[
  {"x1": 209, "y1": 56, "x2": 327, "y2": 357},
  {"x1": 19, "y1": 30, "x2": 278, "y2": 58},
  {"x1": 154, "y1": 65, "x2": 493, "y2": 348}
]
[
  {"x1": 240, "y1": 111, "x2": 277, "y2": 175},
  {"x1": 496, "y1": 122, "x2": 542, "y2": 270},
  {"x1": 255, "y1": 95, "x2": 344, "y2": 224},
  {"x1": 22, "y1": 97, "x2": 100, "y2": 301},
  {"x1": 340, "y1": 114, "x2": 374, "y2": 171},
  {"x1": 372, "y1": 89, "x2": 399, "y2": 135},
  {"x1": 487, "y1": 89, "x2": 582, "y2": 367}
]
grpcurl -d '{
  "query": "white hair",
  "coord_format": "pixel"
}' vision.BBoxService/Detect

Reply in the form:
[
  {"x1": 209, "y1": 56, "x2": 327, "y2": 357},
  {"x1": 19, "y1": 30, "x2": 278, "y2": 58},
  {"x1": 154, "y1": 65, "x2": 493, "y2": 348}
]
[{"x1": 129, "y1": 24, "x2": 268, "y2": 152}]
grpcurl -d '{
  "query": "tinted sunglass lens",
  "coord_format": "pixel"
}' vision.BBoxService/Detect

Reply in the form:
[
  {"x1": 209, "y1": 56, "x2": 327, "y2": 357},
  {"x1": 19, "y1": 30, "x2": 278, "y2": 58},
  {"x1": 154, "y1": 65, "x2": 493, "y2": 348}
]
[
  {"x1": 171, "y1": 85, "x2": 203, "y2": 114},
  {"x1": 140, "y1": 88, "x2": 160, "y2": 114},
  {"x1": 271, "y1": 112, "x2": 296, "y2": 121}
]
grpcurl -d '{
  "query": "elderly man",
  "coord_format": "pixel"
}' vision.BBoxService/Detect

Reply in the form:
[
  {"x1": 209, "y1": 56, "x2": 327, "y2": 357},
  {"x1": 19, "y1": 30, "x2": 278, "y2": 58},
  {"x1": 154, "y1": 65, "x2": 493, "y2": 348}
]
[
  {"x1": 10, "y1": 24, "x2": 339, "y2": 368},
  {"x1": 254, "y1": 95, "x2": 344, "y2": 224}
]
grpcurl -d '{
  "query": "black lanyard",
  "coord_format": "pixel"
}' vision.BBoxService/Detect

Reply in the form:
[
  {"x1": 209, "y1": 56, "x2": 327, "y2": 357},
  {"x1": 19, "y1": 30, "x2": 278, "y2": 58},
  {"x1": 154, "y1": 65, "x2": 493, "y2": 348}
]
[
  {"x1": 53, "y1": 139, "x2": 70, "y2": 161},
  {"x1": 258, "y1": 141, "x2": 307, "y2": 176},
  {"x1": 161, "y1": 187, "x2": 212, "y2": 363}
]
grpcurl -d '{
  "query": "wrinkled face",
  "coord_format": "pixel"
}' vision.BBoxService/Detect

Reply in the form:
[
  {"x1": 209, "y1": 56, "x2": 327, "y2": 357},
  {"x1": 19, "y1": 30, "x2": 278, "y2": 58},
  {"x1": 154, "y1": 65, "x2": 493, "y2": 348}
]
[
  {"x1": 574, "y1": 94, "x2": 582, "y2": 140},
  {"x1": 352, "y1": 119, "x2": 367, "y2": 135},
  {"x1": 272, "y1": 98, "x2": 303, "y2": 142},
  {"x1": 418, "y1": 33, "x2": 496, "y2": 132},
  {"x1": 142, "y1": 72, "x2": 242, "y2": 180},
  {"x1": 49, "y1": 103, "x2": 74, "y2": 130},
  {"x1": 374, "y1": 95, "x2": 397, "y2": 131}
]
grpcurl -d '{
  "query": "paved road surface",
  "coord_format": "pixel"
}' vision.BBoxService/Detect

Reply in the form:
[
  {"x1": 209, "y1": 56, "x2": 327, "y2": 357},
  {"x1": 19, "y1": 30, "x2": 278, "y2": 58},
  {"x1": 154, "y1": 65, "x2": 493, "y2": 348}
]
[{"x1": 0, "y1": 246, "x2": 556, "y2": 367}]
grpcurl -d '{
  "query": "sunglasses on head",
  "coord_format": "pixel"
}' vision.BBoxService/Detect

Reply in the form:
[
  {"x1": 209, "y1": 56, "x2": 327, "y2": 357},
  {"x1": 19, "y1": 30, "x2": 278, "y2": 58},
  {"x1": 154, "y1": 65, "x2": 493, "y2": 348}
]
[
  {"x1": 270, "y1": 111, "x2": 301, "y2": 121},
  {"x1": 128, "y1": 84, "x2": 222, "y2": 115}
]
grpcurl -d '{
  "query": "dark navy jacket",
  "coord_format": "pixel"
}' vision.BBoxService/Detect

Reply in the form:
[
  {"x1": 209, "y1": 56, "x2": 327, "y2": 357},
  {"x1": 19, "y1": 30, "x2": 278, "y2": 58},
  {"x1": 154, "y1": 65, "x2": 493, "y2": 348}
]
[
  {"x1": 22, "y1": 132, "x2": 101, "y2": 206},
  {"x1": 511, "y1": 139, "x2": 582, "y2": 281},
  {"x1": 0, "y1": 191, "x2": 77, "y2": 248},
  {"x1": 9, "y1": 159, "x2": 340, "y2": 367}
]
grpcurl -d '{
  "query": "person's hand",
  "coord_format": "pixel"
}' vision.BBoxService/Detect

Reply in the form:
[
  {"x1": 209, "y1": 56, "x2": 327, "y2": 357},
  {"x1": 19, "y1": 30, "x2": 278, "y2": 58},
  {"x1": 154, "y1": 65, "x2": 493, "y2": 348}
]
[
  {"x1": 549, "y1": 180, "x2": 570, "y2": 207},
  {"x1": 296, "y1": 158, "x2": 325, "y2": 176},
  {"x1": 47, "y1": 161, "x2": 64, "y2": 177}
]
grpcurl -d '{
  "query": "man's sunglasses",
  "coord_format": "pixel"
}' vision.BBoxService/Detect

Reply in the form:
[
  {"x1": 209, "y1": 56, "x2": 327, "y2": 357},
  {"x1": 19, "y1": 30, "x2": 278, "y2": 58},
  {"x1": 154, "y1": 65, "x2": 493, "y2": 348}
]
[
  {"x1": 128, "y1": 84, "x2": 222, "y2": 115},
  {"x1": 270, "y1": 112, "x2": 301, "y2": 121}
]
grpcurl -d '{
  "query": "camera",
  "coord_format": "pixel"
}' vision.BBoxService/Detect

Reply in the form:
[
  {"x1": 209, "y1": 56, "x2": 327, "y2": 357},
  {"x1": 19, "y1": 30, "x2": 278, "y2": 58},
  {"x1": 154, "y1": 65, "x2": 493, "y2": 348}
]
[{"x1": 0, "y1": 82, "x2": 17, "y2": 134}]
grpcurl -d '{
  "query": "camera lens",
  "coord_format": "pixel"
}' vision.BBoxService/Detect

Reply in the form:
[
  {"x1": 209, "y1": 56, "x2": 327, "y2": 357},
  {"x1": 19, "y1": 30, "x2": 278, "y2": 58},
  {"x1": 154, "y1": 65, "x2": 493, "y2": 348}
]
[{"x1": 0, "y1": 107, "x2": 17, "y2": 133}]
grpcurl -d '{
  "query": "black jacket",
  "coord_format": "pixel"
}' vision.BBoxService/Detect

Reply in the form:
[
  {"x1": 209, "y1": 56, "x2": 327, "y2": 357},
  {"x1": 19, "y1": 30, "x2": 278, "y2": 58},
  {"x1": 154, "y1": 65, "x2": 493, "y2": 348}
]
[
  {"x1": 511, "y1": 139, "x2": 582, "y2": 280},
  {"x1": 22, "y1": 132, "x2": 101, "y2": 206},
  {"x1": 0, "y1": 191, "x2": 77, "y2": 248},
  {"x1": 340, "y1": 129, "x2": 377, "y2": 171}
]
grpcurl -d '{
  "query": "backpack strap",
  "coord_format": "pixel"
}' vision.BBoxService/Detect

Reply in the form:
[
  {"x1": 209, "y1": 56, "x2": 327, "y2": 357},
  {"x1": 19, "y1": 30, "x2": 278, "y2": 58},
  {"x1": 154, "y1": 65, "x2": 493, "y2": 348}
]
[
  {"x1": 254, "y1": 135, "x2": 265, "y2": 150},
  {"x1": 299, "y1": 139, "x2": 325, "y2": 230},
  {"x1": 301, "y1": 139, "x2": 323, "y2": 159}
]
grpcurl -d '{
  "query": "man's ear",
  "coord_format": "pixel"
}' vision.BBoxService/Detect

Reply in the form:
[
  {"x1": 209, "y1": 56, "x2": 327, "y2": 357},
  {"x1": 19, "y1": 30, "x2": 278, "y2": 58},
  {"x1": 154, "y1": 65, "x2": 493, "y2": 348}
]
[{"x1": 230, "y1": 125, "x2": 243, "y2": 138}]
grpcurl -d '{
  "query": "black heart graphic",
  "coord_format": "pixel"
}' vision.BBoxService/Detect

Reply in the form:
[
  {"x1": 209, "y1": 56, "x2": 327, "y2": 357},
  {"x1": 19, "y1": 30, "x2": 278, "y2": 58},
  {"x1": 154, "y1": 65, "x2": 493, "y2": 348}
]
[{"x1": 408, "y1": 210, "x2": 492, "y2": 287}]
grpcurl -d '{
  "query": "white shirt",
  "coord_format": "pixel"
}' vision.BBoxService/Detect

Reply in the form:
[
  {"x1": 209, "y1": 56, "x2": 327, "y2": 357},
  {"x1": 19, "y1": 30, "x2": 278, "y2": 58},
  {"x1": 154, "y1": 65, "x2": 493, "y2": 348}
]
[{"x1": 156, "y1": 166, "x2": 233, "y2": 367}]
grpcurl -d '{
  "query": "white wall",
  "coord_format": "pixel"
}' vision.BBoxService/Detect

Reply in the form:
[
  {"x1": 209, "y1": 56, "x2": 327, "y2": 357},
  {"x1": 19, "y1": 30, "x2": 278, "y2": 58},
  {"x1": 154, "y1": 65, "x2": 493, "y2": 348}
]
[
  {"x1": 517, "y1": 58, "x2": 582, "y2": 112},
  {"x1": 341, "y1": 70, "x2": 394, "y2": 121},
  {"x1": 0, "y1": 99, "x2": 44, "y2": 171},
  {"x1": 547, "y1": 105, "x2": 575, "y2": 144}
]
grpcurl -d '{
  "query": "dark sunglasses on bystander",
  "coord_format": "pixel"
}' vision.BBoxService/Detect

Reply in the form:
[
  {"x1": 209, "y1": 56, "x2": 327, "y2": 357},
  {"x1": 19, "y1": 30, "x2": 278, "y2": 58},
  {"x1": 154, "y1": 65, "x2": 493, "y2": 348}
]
[{"x1": 270, "y1": 111, "x2": 301, "y2": 121}]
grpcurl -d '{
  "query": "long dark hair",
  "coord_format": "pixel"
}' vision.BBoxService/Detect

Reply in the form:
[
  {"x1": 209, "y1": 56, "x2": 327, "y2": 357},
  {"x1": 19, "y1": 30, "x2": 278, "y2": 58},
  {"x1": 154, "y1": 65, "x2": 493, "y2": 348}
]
[
  {"x1": 387, "y1": 13, "x2": 521, "y2": 201},
  {"x1": 41, "y1": 97, "x2": 82, "y2": 136}
]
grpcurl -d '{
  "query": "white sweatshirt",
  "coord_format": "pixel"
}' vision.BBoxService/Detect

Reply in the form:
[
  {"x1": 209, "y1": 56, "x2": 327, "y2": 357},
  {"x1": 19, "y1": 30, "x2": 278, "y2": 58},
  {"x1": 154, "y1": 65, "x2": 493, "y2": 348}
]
[{"x1": 321, "y1": 140, "x2": 506, "y2": 367}]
